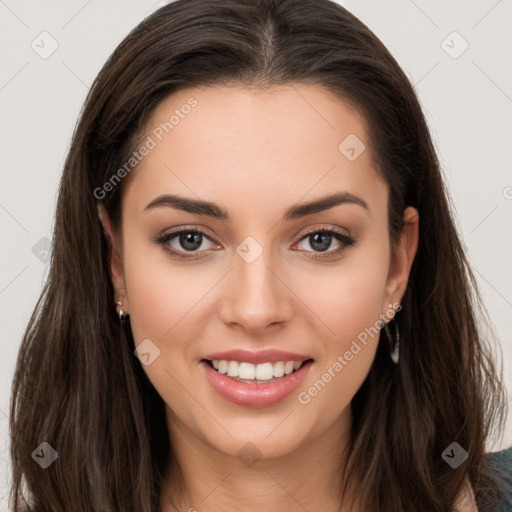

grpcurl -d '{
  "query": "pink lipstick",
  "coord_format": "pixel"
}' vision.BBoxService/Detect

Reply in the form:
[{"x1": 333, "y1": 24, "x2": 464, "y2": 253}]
[{"x1": 201, "y1": 349, "x2": 313, "y2": 407}]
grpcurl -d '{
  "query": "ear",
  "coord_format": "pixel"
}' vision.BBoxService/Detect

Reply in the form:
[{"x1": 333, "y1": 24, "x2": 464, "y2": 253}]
[
  {"x1": 97, "y1": 202, "x2": 129, "y2": 313},
  {"x1": 382, "y1": 206, "x2": 419, "y2": 315}
]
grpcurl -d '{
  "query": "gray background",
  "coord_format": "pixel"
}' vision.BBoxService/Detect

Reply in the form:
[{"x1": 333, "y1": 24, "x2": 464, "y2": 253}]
[{"x1": 1, "y1": 0, "x2": 511, "y2": 508}]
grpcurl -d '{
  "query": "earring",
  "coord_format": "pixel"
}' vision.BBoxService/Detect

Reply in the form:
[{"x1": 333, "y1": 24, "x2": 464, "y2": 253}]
[
  {"x1": 115, "y1": 300, "x2": 134, "y2": 344},
  {"x1": 384, "y1": 303, "x2": 400, "y2": 364},
  {"x1": 115, "y1": 300, "x2": 125, "y2": 323}
]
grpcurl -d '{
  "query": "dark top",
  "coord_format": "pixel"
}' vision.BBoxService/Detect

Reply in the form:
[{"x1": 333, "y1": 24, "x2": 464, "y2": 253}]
[{"x1": 487, "y1": 447, "x2": 512, "y2": 511}]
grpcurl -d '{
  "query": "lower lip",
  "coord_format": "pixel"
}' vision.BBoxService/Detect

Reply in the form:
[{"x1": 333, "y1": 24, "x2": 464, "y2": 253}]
[{"x1": 201, "y1": 360, "x2": 313, "y2": 408}]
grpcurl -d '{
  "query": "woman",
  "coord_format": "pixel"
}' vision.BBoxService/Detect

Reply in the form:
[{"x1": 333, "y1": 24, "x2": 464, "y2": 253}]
[{"x1": 9, "y1": 0, "x2": 511, "y2": 510}]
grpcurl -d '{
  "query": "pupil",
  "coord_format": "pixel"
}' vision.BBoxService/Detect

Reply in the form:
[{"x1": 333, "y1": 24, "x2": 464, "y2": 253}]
[
  {"x1": 311, "y1": 233, "x2": 331, "y2": 252},
  {"x1": 180, "y1": 232, "x2": 202, "y2": 251}
]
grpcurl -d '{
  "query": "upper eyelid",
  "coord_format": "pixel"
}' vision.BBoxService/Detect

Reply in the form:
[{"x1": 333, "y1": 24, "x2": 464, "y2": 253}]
[
  {"x1": 299, "y1": 224, "x2": 350, "y2": 238},
  {"x1": 157, "y1": 224, "x2": 350, "y2": 241}
]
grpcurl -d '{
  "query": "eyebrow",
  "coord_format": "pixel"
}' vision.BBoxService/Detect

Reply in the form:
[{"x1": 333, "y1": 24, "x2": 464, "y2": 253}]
[{"x1": 144, "y1": 191, "x2": 369, "y2": 220}]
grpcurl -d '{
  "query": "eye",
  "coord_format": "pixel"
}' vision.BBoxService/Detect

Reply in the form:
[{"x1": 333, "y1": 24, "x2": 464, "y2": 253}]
[
  {"x1": 153, "y1": 225, "x2": 356, "y2": 261},
  {"x1": 295, "y1": 226, "x2": 355, "y2": 260},
  {"x1": 152, "y1": 227, "x2": 220, "y2": 260}
]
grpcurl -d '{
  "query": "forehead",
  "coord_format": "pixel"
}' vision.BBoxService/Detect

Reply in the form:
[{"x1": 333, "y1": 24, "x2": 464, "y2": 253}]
[{"x1": 123, "y1": 84, "x2": 387, "y2": 219}]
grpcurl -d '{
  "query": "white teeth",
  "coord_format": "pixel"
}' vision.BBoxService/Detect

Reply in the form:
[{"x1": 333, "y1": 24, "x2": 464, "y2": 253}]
[
  {"x1": 255, "y1": 362, "x2": 273, "y2": 380},
  {"x1": 209, "y1": 359, "x2": 306, "y2": 380},
  {"x1": 239, "y1": 362, "x2": 256, "y2": 379},
  {"x1": 227, "y1": 361, "x2": 239, "y2": 377},
  {"x1": 217, "y1": 360, "x2": 228, "y2": 374},
  {"x1": 284, "y1": 361, "x2": 295, "y2": 375},
  {"x1": 273, "y1": 361, "x2": 285, "y2": 378}
]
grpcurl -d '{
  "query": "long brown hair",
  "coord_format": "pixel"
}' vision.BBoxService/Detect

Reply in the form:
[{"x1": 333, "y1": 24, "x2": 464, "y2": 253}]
[{"x1": 9, "y1": 0, "x2": 508, "y2": 510}]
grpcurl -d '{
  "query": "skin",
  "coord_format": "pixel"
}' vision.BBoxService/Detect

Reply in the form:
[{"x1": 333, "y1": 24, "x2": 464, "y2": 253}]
[{"x1": 98, "y1": 83, "x2": 473, "y2": 511}]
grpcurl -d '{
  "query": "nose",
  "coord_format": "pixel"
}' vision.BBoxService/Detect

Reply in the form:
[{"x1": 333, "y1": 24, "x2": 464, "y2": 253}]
[{"x1": 219, "y1": 249, "x2": 293, "y2": 334}]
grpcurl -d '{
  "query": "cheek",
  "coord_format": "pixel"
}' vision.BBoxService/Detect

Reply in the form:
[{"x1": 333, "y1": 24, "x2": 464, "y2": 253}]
[
  {"x1": 292, "y1": 241, "x2": 389, "y2": 418},
  {"x1": 121, "y1": 239, "x2": 211, "y2": 424},
  {"x1": 123, "y1": 255, "x2": 177, "y2": 342},
  {"x1": 120, "y1": 233, "x2": 221, "y2": 413},
  {"x1": 122, "y1": 233, "x2": 211, "y2": 341},
  {"x1": 295, "y1": 245, "x2": 390, "y2": 349}
]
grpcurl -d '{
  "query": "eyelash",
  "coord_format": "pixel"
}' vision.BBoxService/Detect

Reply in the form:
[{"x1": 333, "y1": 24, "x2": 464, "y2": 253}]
[{"x1": 152, "y1": 225, "x2": 356, "y2": 261}]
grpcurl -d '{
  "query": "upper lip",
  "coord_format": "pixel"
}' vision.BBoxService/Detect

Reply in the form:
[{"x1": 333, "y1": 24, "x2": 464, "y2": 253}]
[{"x1": 202, "y1": 349, "x2": 312, "y2": 365}]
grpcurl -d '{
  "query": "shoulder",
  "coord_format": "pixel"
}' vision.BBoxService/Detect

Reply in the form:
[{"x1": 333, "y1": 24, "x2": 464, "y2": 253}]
[
  {"x1": 486, "y1": 446, "x2": 512, "y2": 469},
  {"x1": 454, "y1": 448, "x2": 512, "y2": 512},
  {"x1": 486, "y1": 447, "x2": 512, "y2": 512}
]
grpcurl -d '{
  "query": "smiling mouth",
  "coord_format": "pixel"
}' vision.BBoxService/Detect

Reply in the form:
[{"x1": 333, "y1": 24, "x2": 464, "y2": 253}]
[{"x1": 202, "y1": 358, "x2": 314, "y2": 383}]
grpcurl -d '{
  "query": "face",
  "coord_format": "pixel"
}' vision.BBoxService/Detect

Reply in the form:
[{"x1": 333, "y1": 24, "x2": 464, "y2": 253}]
[{"x1": 104, "y1": 84, "x2": 418, "y2": 463}]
